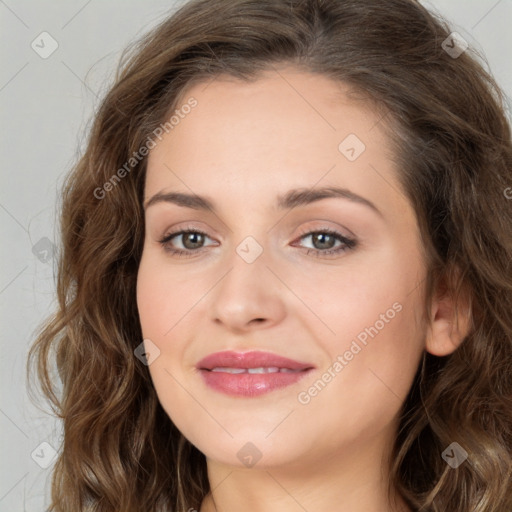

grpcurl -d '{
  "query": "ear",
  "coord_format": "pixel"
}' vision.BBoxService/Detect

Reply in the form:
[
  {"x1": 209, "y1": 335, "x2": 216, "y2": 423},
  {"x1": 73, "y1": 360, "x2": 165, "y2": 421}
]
[{"x1": 425, "y1": 272, "x2": 472, "y2": 357}]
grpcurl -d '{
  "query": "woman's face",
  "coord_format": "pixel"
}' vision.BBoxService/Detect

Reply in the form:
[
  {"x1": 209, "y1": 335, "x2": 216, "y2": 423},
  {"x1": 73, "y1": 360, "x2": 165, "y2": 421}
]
[{"x1": 137, "y1": 67, "x2": 428, "y2": 471}]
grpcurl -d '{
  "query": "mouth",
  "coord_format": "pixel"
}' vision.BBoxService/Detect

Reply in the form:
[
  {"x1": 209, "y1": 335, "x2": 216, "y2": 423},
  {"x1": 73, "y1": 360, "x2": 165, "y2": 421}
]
[{"x1": 196, "y1": 350, "x2": 314, "y2": 397}]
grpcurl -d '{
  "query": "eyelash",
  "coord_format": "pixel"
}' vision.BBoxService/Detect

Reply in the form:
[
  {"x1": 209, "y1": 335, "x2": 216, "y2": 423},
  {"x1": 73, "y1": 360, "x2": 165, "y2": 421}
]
[{"x1": 158, "y1": 226, "x2": 357, "y2": 259}]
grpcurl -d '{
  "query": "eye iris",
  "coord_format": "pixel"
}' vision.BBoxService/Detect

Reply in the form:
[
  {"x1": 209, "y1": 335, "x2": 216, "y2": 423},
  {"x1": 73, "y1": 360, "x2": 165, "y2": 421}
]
[
  {"x1": 312, "y1": 233, "x2": 335, "y2": 250},
  {"x1": 183, "y1": 232, "x2": 204, "y2": 249}
]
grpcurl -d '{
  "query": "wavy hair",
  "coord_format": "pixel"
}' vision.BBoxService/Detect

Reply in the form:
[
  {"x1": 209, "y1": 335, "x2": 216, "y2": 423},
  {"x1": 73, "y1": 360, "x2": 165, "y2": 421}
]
[{"x1": 28, "y1": 0, "x2": 512, "y2": 510}]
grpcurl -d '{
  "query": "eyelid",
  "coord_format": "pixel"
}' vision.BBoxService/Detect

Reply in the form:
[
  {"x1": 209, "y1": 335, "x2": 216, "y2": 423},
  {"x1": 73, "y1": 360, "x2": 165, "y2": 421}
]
[
  {"x1": 158, "y1": 221, "x2": 353, "y2": 242},
  {"x1": 293, "y1": 223, "x2": 355, "y2": 241}
]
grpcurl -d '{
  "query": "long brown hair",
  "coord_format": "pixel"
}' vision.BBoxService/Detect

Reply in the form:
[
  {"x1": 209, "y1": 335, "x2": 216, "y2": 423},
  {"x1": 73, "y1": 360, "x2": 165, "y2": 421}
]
[{"x1": 27, "y1": 0, "x2": 512, "y2": 510}]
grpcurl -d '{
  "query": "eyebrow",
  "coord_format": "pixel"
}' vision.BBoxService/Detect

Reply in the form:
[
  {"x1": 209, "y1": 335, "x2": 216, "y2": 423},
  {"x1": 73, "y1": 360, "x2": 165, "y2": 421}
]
[{"x1": 144, "y1": 186, "x2": 383, "y2": 218}]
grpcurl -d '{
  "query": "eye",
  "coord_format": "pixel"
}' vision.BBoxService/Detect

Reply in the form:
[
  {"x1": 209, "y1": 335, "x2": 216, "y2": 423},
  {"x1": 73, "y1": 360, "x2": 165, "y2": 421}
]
[
  {"x1": 158, "y1": 228, "x2": 216, "y2": 257},
  {"x1": 158, "y1": 227, "x2": 357, "y2": 259},
  {"x1": 293, "y1": 228, "x2": 357, "y2": 258}
]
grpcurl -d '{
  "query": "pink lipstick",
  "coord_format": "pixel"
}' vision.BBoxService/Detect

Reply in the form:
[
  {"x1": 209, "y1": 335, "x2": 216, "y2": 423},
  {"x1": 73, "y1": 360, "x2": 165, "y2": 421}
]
[{"x1": 196, "y1": 350, "x2": 314, "y2": 397}]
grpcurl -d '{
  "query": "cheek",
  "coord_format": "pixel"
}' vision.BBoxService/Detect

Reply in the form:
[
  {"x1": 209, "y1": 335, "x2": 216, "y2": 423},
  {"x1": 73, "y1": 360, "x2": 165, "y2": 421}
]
[
  {"x1": 334, "y1": 294, "x2": 422, "y2": 387},
  {"x1": 136, "y1": 258, "x2": 165, "y2": 337},
  {"x1": 295, "y1": 256, "x2": 425, "y2": 413},
  {"x1": 136, "y1": 251, "x2": 192, "y2": 337},
  {"x1": 136, "y1": 250, "x2": 210, "y2": 372},
  {"x1": 346, "y1": 276, "x2": 424, "y2": 390},
  {"x1": 136, "y1": 255, "x2": 197, "y2": 428},
  {"x1": 295, "y1": 300, "x2": 424, "y2": 451}
]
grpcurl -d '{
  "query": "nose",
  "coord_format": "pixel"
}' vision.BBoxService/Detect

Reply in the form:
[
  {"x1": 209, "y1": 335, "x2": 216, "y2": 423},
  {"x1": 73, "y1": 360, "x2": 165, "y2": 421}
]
[{"x1": 208, "y1": 243, "x2": 287, "y2": 333}]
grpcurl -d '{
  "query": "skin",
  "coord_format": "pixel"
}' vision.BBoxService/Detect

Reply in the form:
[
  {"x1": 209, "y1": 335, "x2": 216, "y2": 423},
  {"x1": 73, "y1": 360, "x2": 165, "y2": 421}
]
[{"x1": 137, "y1": 67, "x2": 470, "y2": 512}]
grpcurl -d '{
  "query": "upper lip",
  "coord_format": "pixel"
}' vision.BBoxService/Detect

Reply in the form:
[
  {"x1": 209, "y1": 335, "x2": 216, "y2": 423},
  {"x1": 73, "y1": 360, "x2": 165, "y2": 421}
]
[{"x1": 197, "y1": 350, "x2": 314, "y2": 371}]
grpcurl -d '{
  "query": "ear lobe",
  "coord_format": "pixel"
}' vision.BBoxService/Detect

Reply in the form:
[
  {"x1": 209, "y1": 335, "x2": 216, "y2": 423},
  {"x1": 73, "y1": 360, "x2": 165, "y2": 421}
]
[{"x1": 425, "y1": 277, "x2": 472, "y2": 357}]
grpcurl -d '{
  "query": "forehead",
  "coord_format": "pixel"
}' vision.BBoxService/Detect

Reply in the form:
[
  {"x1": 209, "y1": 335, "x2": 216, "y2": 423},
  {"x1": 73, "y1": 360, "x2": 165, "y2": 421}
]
[{"x1": 145, "y1": 67, "x2": 409, "y2": 220}]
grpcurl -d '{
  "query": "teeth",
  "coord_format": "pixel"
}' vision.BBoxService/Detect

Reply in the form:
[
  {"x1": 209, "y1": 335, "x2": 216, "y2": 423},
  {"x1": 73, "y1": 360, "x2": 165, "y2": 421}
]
[
  {"x1": 210, "y1": 366, "x2": 299, "y2": 374},
  {"x1": 211, "y1": 367, "x2": 246, "y2": 374},
  {"x1": 248, "y1": 367, "x2": 280, "y2": 374}
]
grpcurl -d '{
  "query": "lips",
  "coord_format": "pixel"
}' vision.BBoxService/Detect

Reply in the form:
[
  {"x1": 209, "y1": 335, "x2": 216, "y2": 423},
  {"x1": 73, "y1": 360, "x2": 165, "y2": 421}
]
[{"x1": 197, "y1": 350, "x2": 314, "y2": 397}]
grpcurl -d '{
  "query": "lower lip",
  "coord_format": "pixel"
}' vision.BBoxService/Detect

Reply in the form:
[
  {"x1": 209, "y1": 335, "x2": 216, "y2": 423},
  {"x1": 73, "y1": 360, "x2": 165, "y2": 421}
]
[{"x1": 199, "y1": 369, "x2": 312, "y2": 397}]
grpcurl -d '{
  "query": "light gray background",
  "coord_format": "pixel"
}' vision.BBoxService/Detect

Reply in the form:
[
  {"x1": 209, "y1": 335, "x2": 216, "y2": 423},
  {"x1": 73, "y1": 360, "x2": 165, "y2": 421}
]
[{"x1": 1, "y1": 0, "x2": 511, "y2": 509}]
